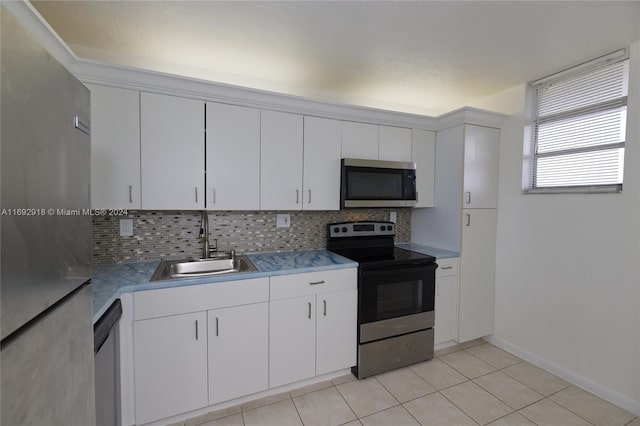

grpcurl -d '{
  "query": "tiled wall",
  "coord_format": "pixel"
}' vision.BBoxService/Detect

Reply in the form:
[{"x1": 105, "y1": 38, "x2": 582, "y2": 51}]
[{"x1": 93, "y1": 209, "x2": 412, "y2": 264}]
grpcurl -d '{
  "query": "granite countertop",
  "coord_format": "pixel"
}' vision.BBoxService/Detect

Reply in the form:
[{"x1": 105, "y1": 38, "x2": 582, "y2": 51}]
[
  {"x1": 396, "y1": 242, "x2": 460, "y2": 259},
  {"x1": 91, "y1": 249, "x2": 357, "y2": 324}
]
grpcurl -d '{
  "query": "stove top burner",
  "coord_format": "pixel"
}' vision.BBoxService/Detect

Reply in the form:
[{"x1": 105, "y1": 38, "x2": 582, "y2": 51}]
[{"x1": 326, "y1": 221, "x2": 435, "y2": 267}]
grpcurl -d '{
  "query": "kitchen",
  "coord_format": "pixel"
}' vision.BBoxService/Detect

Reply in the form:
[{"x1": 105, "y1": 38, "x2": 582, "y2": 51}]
[{"x1": 1, "y1": 1, "x2": 639, "y2": 426}]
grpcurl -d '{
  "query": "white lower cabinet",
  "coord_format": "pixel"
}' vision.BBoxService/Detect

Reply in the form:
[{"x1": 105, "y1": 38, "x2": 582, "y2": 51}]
[
  {"x1": 129, "y1": 270, "x2": 356, "y2": 424},
  {"x1": 133, "y1": 311, "x2": 208, "y2": 425},
  {"x1": 269, "y1": 269, "x2": 357, "y2": 388},
  {"x1": 434, "y1": 257, "x2": 459, "y2": 345},
  {"x1": 208, "y1": 302, "x2": 269, "y2": 404},
  {"x1": 269, "y1": 295, "x2": 317, "y2": 388},
  {"x1": 316, "y1": 290, "x2": 358, "y2": 375}
]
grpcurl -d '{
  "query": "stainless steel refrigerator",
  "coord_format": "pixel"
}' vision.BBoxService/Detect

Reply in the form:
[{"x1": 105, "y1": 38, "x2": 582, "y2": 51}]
[{"x1": 1, "y1": 6, "x2": 95, "y2": 425}]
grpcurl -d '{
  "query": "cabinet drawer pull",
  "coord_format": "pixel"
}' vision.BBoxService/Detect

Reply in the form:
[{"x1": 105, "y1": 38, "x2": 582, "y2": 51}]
[
  {"x1": 465, "y1": 191, "x2": 471, "y2": 204},
  {"x1": 212, "y1": 188, "x2": 216, "y2": 204},
  {"x1": 296, "y1": 189, "x2": 300, "y2": 204},
  {"x1": 309, "y1": 280, "x2": 325, "y2": 286},
  {"x1": 215, "y1": 317, "x2": 219, "y2": 336},
  {"x1": 465, "y1": 214, "x2": 471, "y2": 227},
  {"x1": 195, "y1": 320, "x2": 199, "y2": 340},
  {"x1": 195, "y1": 187, "x2": 199, "y2": 204},
  {"x1": 441, "y1": 266, "x2": 453, "y2": 270},
  {"x1": 323, "y1": 299, "x2": 327, "y2": 316},
  {"x1": 436, "y1": 282, "x2": 440, "y2": 296},
  {"x1": 128, "y1": 185, "x2": 133, "y2": 203},
  {"x1": 308, "y1": 189, "x2": 311, "y2": 204},
  {"x1": 307, "y1": 302, "x2": 311, "y2": 319},
  {"x1": 416, "y1": 191, "x2": 419, "y2": 202}
]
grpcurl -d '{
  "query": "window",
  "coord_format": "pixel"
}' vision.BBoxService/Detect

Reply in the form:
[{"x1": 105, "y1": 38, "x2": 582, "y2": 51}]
[{"x1": 523, "y1": 49, "x2": 629, "y2": 193}]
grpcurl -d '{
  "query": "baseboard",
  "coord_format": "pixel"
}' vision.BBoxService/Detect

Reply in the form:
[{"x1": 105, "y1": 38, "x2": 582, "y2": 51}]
[{"x1": 486, "y1": 335, "x2": 640, "y2": 416}]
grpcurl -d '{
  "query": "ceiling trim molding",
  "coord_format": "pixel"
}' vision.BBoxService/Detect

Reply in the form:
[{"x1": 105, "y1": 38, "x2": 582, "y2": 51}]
[
  {"x1": 7, "y1": 0, "x2": 507, "y2": 131},
  {"x1": 2, "y1": 0, "x2": 77, "y2": 69},
  {"x1": 435, "y1": 107, "x2": 508, "y2": 130}
]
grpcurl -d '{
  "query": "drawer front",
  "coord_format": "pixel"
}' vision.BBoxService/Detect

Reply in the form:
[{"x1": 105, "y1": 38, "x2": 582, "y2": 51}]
[
  {"x1": 270, "y1": 268, "x2": 357, "y2": 300},
  {"x1": 134, "y1": 277, "x2": 269, "y2": 320},
  {"x1": 436, "y1": 258, "x2": 459, "y2": 278}
]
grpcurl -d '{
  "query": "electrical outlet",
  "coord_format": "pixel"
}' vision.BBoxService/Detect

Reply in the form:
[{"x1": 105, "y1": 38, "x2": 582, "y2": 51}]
[
  {"x1": 390, "y1": 211, "x2": 397, "y2": 223},
  {"x1": 276, "y1": 213, "x2": 291, "y2": 228},
  {"x1": 119, "y1": 219, "x2": 134, "y2": 236}
]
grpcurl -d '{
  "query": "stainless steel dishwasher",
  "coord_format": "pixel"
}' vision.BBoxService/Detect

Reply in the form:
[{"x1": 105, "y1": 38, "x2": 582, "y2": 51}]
[{"x1": 94, "y1": 299, "x2": 122, "y2": 426}]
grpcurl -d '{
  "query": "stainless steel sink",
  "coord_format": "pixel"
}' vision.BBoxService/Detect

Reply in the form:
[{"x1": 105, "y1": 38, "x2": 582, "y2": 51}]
[{"x1": 150, "y1": 254, "x2": 257, "y2": 281}]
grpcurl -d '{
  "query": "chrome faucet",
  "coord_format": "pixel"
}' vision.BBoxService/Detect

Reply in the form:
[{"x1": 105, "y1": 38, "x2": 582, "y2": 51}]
[{"x1": 199, "y1": 211, "x2": 217, "y2": 259}]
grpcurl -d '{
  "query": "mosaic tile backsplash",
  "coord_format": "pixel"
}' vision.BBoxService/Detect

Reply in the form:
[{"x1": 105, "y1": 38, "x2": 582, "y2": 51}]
[{"x1": 92, "y1": 209, "x2": 412, "y2": 264}]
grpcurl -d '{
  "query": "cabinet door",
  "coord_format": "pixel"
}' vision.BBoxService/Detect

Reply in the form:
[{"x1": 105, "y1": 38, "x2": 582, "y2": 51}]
[
  {"x1": 341, "y1": 121, "x2": 379, "y2": 160},
  {"x1": 458, "y1": 209, "x2": 497, "y2": 342},
  {"x1": 379, "y1": 126, "x2": 412, "y2": 162},
  {"x1": 269, "y1": 295, "x2": 316, "y2": 387},
  {"x1": 462, "y1": 125, "x2": 499, "y2": 208},
  {"x1": 133, "y1": 311, "x2": 207, "y2": 425},
  {"x1": 260, "y1": 110, "x2": 303, "y2": 210},
  {"x1": 88, "y1": 84, "x2": 141, "y2": 209},
  {"x1": 303, "y1": 116, "x2": 341, "y2": 210},
  {"x1": 208, "y1": 303, "x2": 268, "y2": 404},
  {"x1": 412, "y1": 129, "x2": 435, "y2": 208},
  {"x1": 141, "y1": 92, "x2": 204, "y2": 210},
  {"x1": 316, "y1": 290, "x2": 357, "y2": 376},
  {"x1": 206, "y1": 102, "x2": 260, "y2": 210},
  {"x1": 434, "y1": 275, "x2": 459, "y2": 344}
]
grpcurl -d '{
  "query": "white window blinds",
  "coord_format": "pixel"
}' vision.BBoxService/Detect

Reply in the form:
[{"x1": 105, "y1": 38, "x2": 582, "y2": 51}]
[{"x1": 526, "y1": 50, "x2": 629, "y2": 192}]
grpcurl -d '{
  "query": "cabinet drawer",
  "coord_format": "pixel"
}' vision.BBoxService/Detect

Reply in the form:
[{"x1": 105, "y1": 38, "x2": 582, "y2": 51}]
[
  {"x1": 134, "y1": 277, "x2": 269, "y2": 320},
  {"x1": 270, "y1": 268, "x2": 357, "y2": 300},
  {"x1": 436, "y1": 258, "x2": 459, "y2": 278}
]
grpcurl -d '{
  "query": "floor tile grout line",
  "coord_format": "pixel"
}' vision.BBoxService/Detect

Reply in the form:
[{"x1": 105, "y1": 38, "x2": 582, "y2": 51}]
[
  {"x1": 288, "y1": 391, "x2": 307, "y2": 426},
  {"x1": 436, "y1": 389, "x2": 483, "y2": 426}
]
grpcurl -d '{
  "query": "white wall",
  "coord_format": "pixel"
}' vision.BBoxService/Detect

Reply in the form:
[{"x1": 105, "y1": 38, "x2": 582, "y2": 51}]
[{"x1": 469, "y1": 40, "x2": 640, "y2": 414}]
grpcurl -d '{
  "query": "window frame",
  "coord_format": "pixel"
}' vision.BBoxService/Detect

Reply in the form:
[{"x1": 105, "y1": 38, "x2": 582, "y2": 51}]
[{"x1": 522, "y1": 49, "x2": 629, "y2": 194}]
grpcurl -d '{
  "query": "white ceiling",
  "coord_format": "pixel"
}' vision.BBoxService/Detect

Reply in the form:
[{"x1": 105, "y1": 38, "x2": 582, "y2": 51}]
[{"x1": 31, "y1": 1, "x2": 640, "y2": 116}]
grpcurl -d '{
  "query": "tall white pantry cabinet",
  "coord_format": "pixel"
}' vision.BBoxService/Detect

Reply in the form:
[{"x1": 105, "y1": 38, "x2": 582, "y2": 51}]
[{"x1": 412, "y1": 121, "x2": 500, "y2": 343}]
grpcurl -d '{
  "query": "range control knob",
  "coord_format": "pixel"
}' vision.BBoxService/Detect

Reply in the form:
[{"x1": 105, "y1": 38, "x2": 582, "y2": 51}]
[
  {"x1": 380, "y1": 225, "x2": 386, "y2": 231},
  {"x1": 341, "y1": 227, "x2": 348, "y2": 233},
  {"x1": 387, "y1": 225, "x2": 393, "y2": 232},
  {"x1": 333, "y1": 227, "x2": 340, "y2": 233}
]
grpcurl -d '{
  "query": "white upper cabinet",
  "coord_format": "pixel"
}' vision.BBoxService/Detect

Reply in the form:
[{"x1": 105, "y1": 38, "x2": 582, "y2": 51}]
[
  {"x1": 88, "y1": 84, "x2": 141, "y2": 209},
  {"x1": 205, "y1": 102, "x2": 260, "y2": 210},
  {"x1": 379, "y1": 125, "x2": 412, "y2": 162},
  {"x1": 462, "y1": 125, "x2": 500, "y2": 208},
  {"x1": 260, "y1": 110, "x2": 304, "y2": 210},
  {"x1": 303, "y1": 116, "x2": 342, "y2": 210},
  {"x1": 412, "y1": 129, "x2": 436, "y2": 208},
  {"x1": 141, "y1": 92, "x2": 204, "y2": 210},
  {"x1": 341, "y1": 121, "x2": 379, "y2": 160}
]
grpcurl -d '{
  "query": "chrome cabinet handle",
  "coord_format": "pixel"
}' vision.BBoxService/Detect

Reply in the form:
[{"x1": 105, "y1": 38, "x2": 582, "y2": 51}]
[
  {"x1": 296, "y1": 189, "x2": 300, "y2": 204},
  {"x1": 436, "y1": 282, "x2": 440, "y2": 296},
  {"x1": 307, "y1": 302, "x2": 311, "y2": 319},
  {"x1": 309, "y1": 280, "x2": 325, "y2": 286},
  {"x1": 215, "y1": 317, "x2": 219, "y2": 337},
  {"x1": 195, "y1": 320, "x2": 199, "y2": 340},
  {"x1": 323, "y1": 300, "x2": 327, "y2": 316},
  {"x1": 195, "y1": 187, "x2": 198, "y2": 204},
  {"x1": 416, "y1": 191, "x2": 419, "y2": 202},
  {"x1": 441, "y1": 266, "x2": 453, "y2": 270},
  {"x1": 212, "y1": 187, "x2": 216, "y2": 204},
  {"x1": 465, "y1": 191, "x2": 471, "y2": 204},
  {"x1": 129, "y1": 185, "x2": 133, "y2": 203},
  {"x1": 308, "y1": 189, "x2": 311, "y2": 204},
  {"x1": 465, "y1": 214, "x2": 471, "y2": 227}
]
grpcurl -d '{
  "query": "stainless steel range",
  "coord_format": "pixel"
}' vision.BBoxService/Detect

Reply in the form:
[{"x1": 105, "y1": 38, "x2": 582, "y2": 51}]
[{"x1": 327, "y1": 221, "x2": 437, "y2": 378}]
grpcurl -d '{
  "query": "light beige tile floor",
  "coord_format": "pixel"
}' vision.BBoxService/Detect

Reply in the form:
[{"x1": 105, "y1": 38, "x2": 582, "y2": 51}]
[{"x1": 179, "y1": 341, "x2": 638, "y2": 426}]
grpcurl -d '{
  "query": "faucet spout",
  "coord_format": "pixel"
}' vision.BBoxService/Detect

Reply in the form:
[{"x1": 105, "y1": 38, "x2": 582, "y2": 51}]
[{"x1": 200, "y1": 211, "x2": 210, "y2": 259}]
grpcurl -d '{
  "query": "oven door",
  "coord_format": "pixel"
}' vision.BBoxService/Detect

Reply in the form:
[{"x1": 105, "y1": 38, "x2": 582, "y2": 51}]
[{"x1": 358, "y1": 263, "x2": 436, "y2": 343}]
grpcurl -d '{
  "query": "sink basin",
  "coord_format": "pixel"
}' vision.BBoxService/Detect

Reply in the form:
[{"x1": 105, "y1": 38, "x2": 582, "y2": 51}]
[{"x1": 150, "y1": 254, "x2": 257, "y2": 281}]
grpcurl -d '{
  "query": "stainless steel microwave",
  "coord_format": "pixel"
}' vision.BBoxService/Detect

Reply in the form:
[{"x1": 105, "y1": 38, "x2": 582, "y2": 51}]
[{"x1": 341, "y1": 158, "x2": 417, "y2": 208}]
